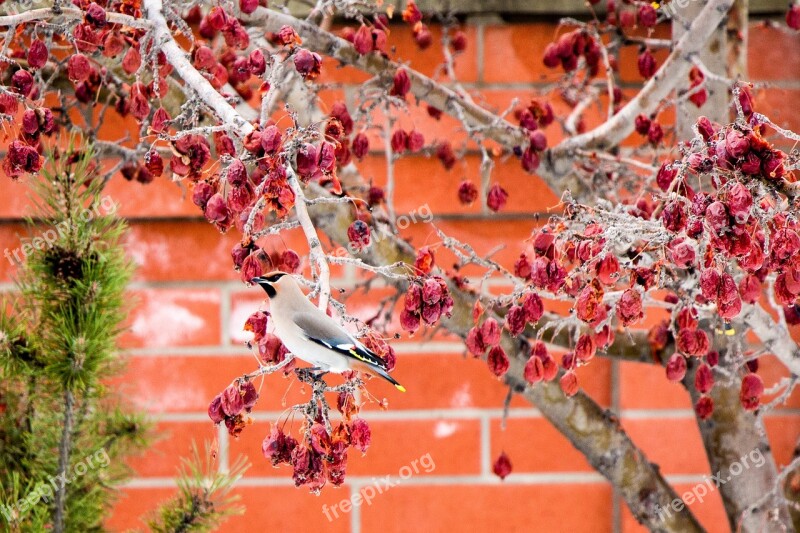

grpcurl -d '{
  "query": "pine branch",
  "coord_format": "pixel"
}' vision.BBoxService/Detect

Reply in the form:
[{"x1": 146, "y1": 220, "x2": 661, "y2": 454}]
[
  {"x1": 146, "y1": 442, "x2": 247, "y2": 533},
  {"x1": 52, "y1": 389, "x2": 73, "y2": 533}
]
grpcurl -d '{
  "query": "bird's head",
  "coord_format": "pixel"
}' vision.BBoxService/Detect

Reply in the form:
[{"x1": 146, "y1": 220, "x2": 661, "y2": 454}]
[{"x1": 250, "y1": 271, "x2": 292, "y2": 298}]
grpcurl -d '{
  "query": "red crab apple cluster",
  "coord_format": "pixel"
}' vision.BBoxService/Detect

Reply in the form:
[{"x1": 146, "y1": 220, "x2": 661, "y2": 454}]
[
  {"x1": 261, "y1": 395, "x2": 372, "y2": 492},
  {"x1": 634, "y1": 113, "x2": 665, "y2": 146},
  {"x1": 208, "y1": 379, "x2": 259, "y2": 437},
  {"x1": 656, "y1": 115, "x2": 794, "y2": 318},
  {"x1": 399, "y1": 276, "x2": 455, "y2": 333},
  {"x1": 543, "y1": 29, "x2": 602, "y2": 75},
  {"x1": 244, "y1": 310, "x2": 294, "y2": 367},
  {"x1": 606, "y1": 0, "x2": 658, "y2": 28},
  {"x1": 513, "y1": 99, "x2": 552, "y2": 174},
  {"x1": 464, "y1": 292, "x2": 552, "y2": 384}
]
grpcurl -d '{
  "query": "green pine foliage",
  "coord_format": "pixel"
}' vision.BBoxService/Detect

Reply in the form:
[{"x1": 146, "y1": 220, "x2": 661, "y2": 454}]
[
  {"x1": 0, "y1": 145, "x2": 146, "y2": 532},
  {"x1": 0, "y1": 143, "x2": 245, "y2": 532},
  {"x1": 146, "y1": 443, "x2": 247, "y2": 533}
]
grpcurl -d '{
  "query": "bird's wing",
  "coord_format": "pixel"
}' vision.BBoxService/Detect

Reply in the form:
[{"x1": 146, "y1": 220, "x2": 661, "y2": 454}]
[{"x1": 292, "y1": 311, "x2": 388, "y2": 369}]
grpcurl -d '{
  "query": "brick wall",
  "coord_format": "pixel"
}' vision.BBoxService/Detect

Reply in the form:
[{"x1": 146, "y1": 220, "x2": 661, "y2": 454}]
[{"x1": 1, "y1": 16, "x2": 799, "y2": 533}]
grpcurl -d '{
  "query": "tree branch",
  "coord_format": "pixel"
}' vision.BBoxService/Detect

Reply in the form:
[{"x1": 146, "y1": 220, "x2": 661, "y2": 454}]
[
  {"x1": 550, "y1": 0, "x2": 734, "y2": 159},
  {"x1": 53, "y1": 389, "x2": 74, "y2": 533},
  {"x1": 142, "y1": 7, "x2": 703, "y2": 527}
]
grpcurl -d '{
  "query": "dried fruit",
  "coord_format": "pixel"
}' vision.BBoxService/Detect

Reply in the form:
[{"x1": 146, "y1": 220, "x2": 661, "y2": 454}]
[
  {"x1": 492, "y1": 452, "x2": 512, "y2": 480},
  {"x1": 740, "y1": 373, "x2": 763, "y2": 411}
]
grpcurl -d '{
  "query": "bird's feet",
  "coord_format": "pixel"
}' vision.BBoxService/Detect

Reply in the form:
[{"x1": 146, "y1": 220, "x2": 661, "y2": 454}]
[{"x1": 295, "y1": 367, "x2": 329, "y2": 383}]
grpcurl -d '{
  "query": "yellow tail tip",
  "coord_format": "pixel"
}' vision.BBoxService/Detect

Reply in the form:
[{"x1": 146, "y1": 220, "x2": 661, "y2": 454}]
[{"x1": 395, "y1": 384, "x2": 407, "y2": 393}]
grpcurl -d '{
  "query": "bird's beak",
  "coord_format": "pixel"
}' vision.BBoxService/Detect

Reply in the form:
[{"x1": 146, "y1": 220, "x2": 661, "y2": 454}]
[{"x1": 250, "y1": 277, "x2": 267, "y2": 285}]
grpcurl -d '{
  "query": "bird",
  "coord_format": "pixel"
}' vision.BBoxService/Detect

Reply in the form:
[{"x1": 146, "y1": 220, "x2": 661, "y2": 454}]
[{"x1": 251, "y1": 271, "x2": 406, "y2": 392}]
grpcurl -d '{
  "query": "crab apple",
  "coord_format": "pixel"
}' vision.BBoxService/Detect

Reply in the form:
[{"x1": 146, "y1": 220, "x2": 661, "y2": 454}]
[
  {"x1": 27, "y1": 39, "x2": 48, "y2": 69},
  {"x1": 638, "y1": 4, "x2": 657, "y2": 27},
  {"x1": 458, "y1": 180, "x2": 478, "y2": 205},
  {"x1": 294, "y1": 49, "x2": 322, "y2": 79},
  {"x1": 695, "y1": 396, "x2": 714, "y2": 420},
  {"x1": 560, "y1": 371, "x2": 579, "y2": 397},
  {"x1": 413, "y1": 23, "x2": 433, "y2": 49},
  {"x1": 740, "y1": 373, "x2": 763, "y2": 411},
  {"x1": 436, "y1": 141, "x2": 457, "y2": 170},
  {"x1": 451, "y1": 30, "x2": 467, "y2": 51},
  {"x1": 3, "y1": 141, "x2": 42, "y2": 178},
  {"x1": 347, "y1": 220, "x2": 370, "y2": 250},
  {"x1": 505, "y1": 305, "x2": 527, "y2": 336},
  {"x1": 390, "y1": 68, "x2": 411, "y2": 97},
  {"x1": 11, "y1": 70, "x2": 34, "y2": 97},
  {"x1": 353, "y1": 25, "x2": 372, "y2": 54},
  {"x1": 666, "y1": 353, "x2": 688, "y2": 382},
  {"x1": 788, "y1": 3, "x2": 800, "y2": 30},
  {"x1": 695, "y1": 363, "x2": 714, "y2": 394},
  {"x1": 492, "y1": 452, "x2": 512, "y2": 480},
  {"x1": 635, "y1": 114, "x2": 651, "y2": 135},
  {"x1": 637, "y1": 49, "x2": 657, "y2": 79},
  {"x1": 487, "y1": 184, "x2": 508, "y2": 212},
  {"x1": 487, "y1": 345, "x2": 509, "y2": 377},
  {"x1": 616, "y1": 289, "x2": 643, "y2": 326}
]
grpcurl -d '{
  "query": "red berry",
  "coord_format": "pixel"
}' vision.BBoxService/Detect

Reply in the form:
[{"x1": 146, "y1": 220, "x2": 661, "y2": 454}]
[
  {"x1": 347, "y1": 220, "x2": 371, "y2": 250},
  {"x1": 487, "y1": 184, "x2": 508, "y2": 212},
  {"x1": 788, "y1": 3, "x2": 800, "y2": 30},
  {"x1": 27, "y1": 39, "x2": 48, "y2": 70},
  {"x1": 492, "y1": 452, "x2": 512, "y2": 480},
  {"x1": 457, "y1": 180, "x2": 478, "y2": 205}
]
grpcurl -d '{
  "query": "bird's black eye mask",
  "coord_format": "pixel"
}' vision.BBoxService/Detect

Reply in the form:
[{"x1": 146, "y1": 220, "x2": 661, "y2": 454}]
[
  {"x1": 261, "y1": 283, "x2": 277, "y2": 298},
  {"x1": 265, "y1": 273, "x2": 285, "y2": 283}
]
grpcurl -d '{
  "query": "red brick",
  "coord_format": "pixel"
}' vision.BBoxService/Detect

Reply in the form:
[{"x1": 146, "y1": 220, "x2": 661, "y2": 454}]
[
  {"x1": 318, "y1": 55, "x2": 372, "y2": 84},
  {"x1": 748, "y1": 24, "x2": 800, "y2": 82},
  {"x1": 115, "y1": 355, "x2": 258, "y2": 413},
  {"x1": 619, "y1": 360, "x2": 693, "y2": 410},
  {"x1": 127, "y1": 421, "x2": 215, "y2": 477},
  {"x1": 118, "y1": 288, "x2": 222, "y2": 348},
  {"x1": 388, "y1": 24, "x2": 479, "y2": 83},
  {"x1": 108, "y1": 486, "x2": 351, "y2": 533},
  {"x1": 353, "y1": 419, "x2": 481, "y2": 476},
  {"x1": 0, "y1": 155, "x2": 195, "y2": 221},
  {"x1": 623, "y1": 417, "x2": 708, "y2": 475},
  {"x1": 125, "y1": 220, "x2": 329, "y2": 282},
  {"x1": 757, "y1": 355, "x2": 800, "y2": 410},
  {"x1": 107, "y1": 174, "x2": 198, "y2": 219},
  {"x1": 106, "y1": 488, "x2": 174, "y2": 531},
  {"x1": 230, "y1": 486, "x2": 351, "y2": 532},
  {"x1": 491, "y1": 417, "x2": 596, "y2": 472},
  {"x1": 764, "y1": 416, "x2": 800, "y2": 467},
  {"x1": 483, "y1": 23, "x2": 564, "y2": 84},
  {"x1": 368, "y1": 353, "x2": 511, "y2": 409},
  {"x1": 754, "y1": 88, "x2": 800, "y2": 140},
  {"x1": 124, "y1": 222, "x2": 239, "y2": 282},
  {"x1": 362, "y1": 484, "x2": 613, "y2": 533},
  {"x1": 0, "y1": 223, "x2": 27, "y2": 282}
]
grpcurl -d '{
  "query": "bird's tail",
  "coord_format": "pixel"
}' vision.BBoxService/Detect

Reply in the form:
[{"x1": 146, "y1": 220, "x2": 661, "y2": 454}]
[{"x1": 356, "y1": 361, "x2": 406, "y2": 392}]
